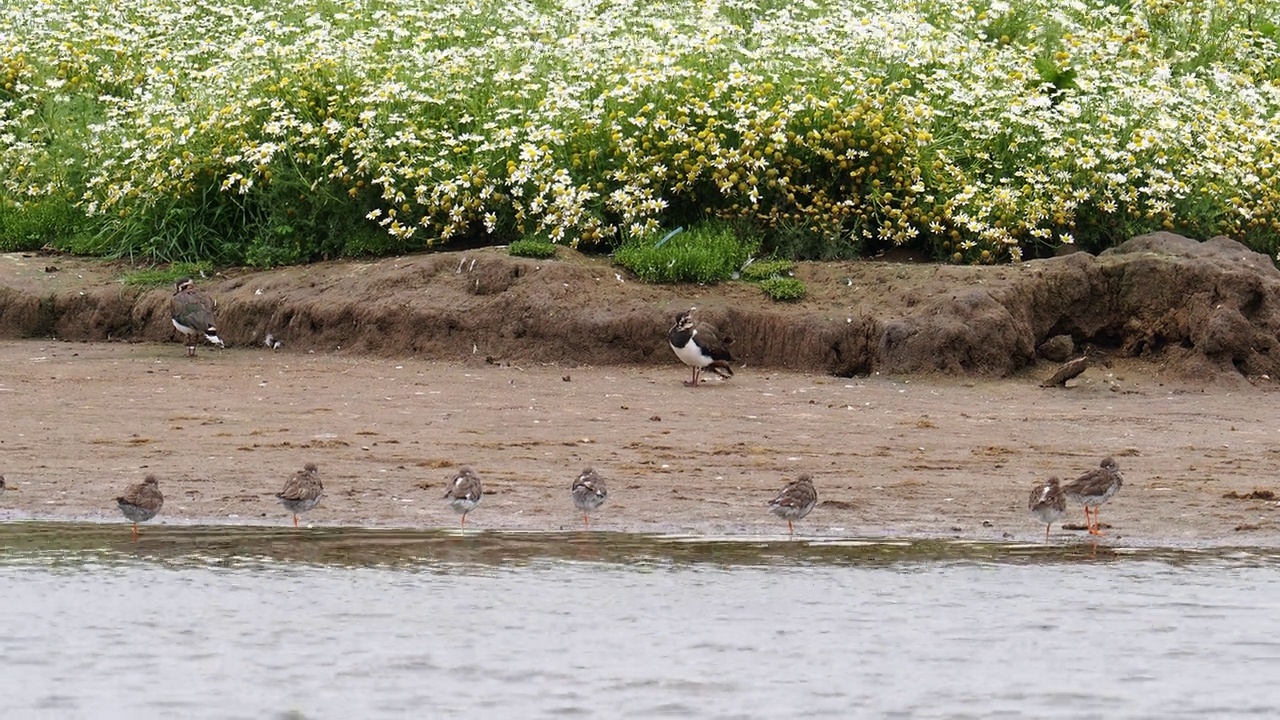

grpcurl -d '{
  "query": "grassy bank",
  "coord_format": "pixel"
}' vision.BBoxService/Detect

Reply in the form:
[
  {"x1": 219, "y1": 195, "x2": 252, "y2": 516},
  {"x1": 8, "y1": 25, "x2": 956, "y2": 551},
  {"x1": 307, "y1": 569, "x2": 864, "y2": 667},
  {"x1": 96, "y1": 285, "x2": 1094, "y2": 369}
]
[{"x1": 2, "y1": 0, "x2": 1278, "y2": 266}]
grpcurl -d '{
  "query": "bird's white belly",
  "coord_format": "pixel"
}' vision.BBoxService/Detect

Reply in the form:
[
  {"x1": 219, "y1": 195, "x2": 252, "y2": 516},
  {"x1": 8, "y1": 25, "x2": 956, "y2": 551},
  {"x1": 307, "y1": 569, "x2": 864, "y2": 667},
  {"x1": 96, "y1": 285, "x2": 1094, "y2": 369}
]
[
  {"x1": 671, "y1": 339, "x2": 711, "y2": 368},
  {"x1": 172, "y1": 318, "x2": 196, "y2": 336}
]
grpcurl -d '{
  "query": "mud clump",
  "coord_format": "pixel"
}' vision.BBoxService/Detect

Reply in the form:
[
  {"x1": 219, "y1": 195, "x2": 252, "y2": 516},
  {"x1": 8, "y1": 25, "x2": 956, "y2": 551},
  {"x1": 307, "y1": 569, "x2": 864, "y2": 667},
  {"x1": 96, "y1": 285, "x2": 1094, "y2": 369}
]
[{"x1": 2, "y1": 232, "x2": 1279, "y2": 384}]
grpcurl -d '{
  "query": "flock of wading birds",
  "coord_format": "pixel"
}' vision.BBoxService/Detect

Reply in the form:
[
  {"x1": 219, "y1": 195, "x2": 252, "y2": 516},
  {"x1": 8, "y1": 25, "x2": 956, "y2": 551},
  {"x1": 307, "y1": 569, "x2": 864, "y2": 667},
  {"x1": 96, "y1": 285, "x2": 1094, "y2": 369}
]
[{"x1": 0, "y1": 281, "x2": 1124, "y2": 541}]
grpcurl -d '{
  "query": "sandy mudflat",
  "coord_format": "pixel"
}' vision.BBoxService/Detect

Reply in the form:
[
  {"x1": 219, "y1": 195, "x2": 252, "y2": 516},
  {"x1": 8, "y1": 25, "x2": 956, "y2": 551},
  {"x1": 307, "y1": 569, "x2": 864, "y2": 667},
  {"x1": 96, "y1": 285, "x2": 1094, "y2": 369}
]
[{"x1": 2, "y1": 339, "x2": 1279, "y2": 547}]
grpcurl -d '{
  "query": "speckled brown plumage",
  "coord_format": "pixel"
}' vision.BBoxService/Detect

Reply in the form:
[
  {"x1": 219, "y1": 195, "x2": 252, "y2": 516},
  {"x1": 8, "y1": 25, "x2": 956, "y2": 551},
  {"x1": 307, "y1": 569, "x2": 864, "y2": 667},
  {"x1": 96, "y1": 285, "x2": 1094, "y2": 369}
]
[
  {"x1": 276, "y1": 462, "x2": 323, "y2": 527},
  {"x1": 444, "y1": 466, "x2": 483, "y2": 528},
  {"x1": 1028, "y1": 476, "x2": 1067, "y2": 542},
  {"x1": 117, "y1": 475, "x2": 164, "y2": 538},
  {"x1": 1062, "y1": 457, "x2": 1123, "y2": 536},
  {"x1": 570, "y1": 468, "x2": 608, "y2": 528},
  {"x1": 768, "y1": 474, "x2": 818, "y2": 536}
]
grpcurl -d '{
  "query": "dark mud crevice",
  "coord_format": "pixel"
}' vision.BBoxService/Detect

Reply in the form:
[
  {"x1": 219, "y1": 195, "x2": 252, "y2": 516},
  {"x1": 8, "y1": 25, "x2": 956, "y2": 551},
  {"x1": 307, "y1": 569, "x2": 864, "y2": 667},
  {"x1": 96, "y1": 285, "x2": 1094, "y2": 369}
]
[{"x1": 2, "y1": 232, "x2": 1279, "y2": 383}]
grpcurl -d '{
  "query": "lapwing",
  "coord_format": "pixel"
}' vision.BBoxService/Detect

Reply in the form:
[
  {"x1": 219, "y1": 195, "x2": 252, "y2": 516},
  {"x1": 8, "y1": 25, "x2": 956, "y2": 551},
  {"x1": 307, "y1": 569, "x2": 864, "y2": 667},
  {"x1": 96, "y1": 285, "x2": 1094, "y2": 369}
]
[
  {"x1": 1062, "y1": 457, "x2": 1123, "y2": 536},
  {"x1": 277, "y1": 462, "x2": 323, "y2": 528},
  {"x1": 171, "y1": 278, "x2": 224, "y2": 356},
  {"x1": 1028, "y1": 476, "x2": 1067, "y2": 542},
  {"x1": 768, "y1": 474, "x2": 818, "y2": 536},
  {"x1": 570, "y1": 468, "x2": 608, "y2": 528},
  {"x1": 444, "y1": 466, "x2": 483, "y2": 528},
  {"x1": 668, "y1": 308, "x2": 734, "y2": 387},
  {"x1": 117, "y1": 475, "x2": 164, "y2": 539}
]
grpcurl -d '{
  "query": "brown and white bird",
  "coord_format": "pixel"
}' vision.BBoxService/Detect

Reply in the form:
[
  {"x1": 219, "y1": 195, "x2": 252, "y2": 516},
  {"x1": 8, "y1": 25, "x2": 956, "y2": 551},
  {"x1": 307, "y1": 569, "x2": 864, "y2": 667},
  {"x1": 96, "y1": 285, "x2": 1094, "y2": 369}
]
[
  {"x1": 171, "y1": 278, "x2": 224, "y2": 356},
  {"x1": 1028, "y1": 476, "x2": 1067, "y2": 542},
  {"x1": 276, "y1": 462, "x2": 323, "y2": 528},
  {"x1": 668, "y1": 308, "x2": 734, "y2": 387},
  {"x1": 1062, "y1": 456, "x2": 1123, "y2": 536},
  {"x1": 768, "y1": 474, "x2": 818, "y2": 536},
  {"x1": 570, "y1": 468, "x2": 608, "y2": 528},
  {"x1": 116, "y1": 475, "x2": 164, "y2": 539},
  {"x1": 444, "y1": 466, "x2": 483, "y2": 528}
]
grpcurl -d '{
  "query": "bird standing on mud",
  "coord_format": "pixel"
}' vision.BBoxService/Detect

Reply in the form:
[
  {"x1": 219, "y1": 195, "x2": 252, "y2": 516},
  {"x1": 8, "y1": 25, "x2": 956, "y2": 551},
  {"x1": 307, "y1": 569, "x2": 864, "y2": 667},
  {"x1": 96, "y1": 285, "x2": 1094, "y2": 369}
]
[
  {"x1": 768, "y1": 474, "x2": 818, "y2": 536},
  {"x1": 277, "y1": 463, "x2": 323, "y2": 528},
  {"x1": 444, "y1": 466, "x2": 483, "y2": 528},
  {"x1": 171, "y1": 278, "x2": 224, "y2": 356},
  {"x1": 1028, "y1": 476, "x2": 1067, "y2": 542},
  {"x1": 570, "y1": 468, "x2": 608, "y2": 529},
  {"x1": 1062, "y1": 457, "x2": 1123, "y2": 536},
  {"x1": 668, "y1": 307, "x2": 734, "y2": 387},
  {"x1": 116, "y1": 475, "x2": 164, "y2": 539}
]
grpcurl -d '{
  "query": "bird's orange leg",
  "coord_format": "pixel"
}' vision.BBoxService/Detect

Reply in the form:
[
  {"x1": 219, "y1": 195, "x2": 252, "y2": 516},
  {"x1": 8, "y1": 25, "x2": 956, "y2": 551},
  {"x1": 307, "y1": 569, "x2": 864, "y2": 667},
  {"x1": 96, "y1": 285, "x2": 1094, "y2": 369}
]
[
  {"x1": 583, "y1": 512, "x2": 590, "y2": 529},
  {"x1": 788, "y1": 520, "x2": 795, "y2": 536},
  {"x1": 293, "y1": 514, "x2": 299, "y2": 528},
  {"x1": 461, "y1": 513, "x2": 468, "y2": 529},
  {"x1": 1090, "y1": 509, "x2": 1106, "y2": 536},
  {"x1": 1045, "y1": 524, "x2": 1051, "y2": 543},
  {"x1": 132, "y1": 523, "x2": 139, "y2": 540}
]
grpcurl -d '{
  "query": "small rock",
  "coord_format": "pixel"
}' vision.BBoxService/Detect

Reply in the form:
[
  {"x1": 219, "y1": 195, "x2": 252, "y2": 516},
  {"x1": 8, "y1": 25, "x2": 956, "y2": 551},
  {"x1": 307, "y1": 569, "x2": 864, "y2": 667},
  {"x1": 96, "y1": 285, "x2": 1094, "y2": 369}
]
[
  {"x1": 1041, "y1": 356, "x2": 1089, "y2": 387},
  {"x1": 1038, "y1": 334, "x2": 1075, "y2": 362}
]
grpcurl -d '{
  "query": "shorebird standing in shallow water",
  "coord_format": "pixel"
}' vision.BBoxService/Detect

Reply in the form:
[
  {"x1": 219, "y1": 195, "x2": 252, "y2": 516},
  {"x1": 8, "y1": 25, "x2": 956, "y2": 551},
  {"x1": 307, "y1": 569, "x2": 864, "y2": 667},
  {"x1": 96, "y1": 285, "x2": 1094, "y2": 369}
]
[
  {"x1": 570, "y1": 468, "x2": 608, "y2": 528},
  {"x1": 1028, "y1": 476, "x2": 1067, "y2": 542},
  {"x1": 277, "y1": 463, "x2": 323, "y2": 528},
  {"x1": 117, "y1": 475, "x2": 164, "y2": 539},
  {"x1": 668, "y1": 308, "x2": 734, "y2": 387},
  {"x1": 1062, "y1": 457, "x2": 1123, "y2": 536},
  {"x1": 171, "y1": 278, "x2": 224, "y2": 356},
  {"x1": 444, "y1": 467, "x2": 483, "y2": 528},
  {"x1": 768, "y1": 474, "x2": 818, "y2": 536}
]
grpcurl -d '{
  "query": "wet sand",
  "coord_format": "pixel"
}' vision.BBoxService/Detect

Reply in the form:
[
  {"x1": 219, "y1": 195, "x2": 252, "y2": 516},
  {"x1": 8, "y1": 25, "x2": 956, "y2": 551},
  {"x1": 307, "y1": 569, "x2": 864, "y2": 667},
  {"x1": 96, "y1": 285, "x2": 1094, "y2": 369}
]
[{"x1": 2, "y1": 339, "x2": 1278, "y2": 546}]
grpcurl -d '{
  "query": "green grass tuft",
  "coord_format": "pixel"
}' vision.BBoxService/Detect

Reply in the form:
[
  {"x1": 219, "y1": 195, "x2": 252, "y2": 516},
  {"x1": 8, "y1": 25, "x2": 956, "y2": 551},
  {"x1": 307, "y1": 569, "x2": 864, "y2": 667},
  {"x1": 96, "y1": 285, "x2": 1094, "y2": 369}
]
[
  {"x1": 508, "y1": 238, "x2": 558, "y2": 259},
  {"x1": 740, "y1": 259, "x2": 795, "y2": 281},
  {"x1": 120, "y1": 263, "x2": 215, "y2": 287},
  {"x1": 759, "y1": 276, "x2": 807, "y2": 302},
  {"x1": 614, "y1": 223, "x2": 757, "y2": 284}
]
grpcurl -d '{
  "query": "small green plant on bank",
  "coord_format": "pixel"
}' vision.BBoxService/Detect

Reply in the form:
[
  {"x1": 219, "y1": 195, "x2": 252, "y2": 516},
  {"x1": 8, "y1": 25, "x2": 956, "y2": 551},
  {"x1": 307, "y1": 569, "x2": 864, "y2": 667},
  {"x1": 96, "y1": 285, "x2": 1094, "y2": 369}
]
[
  {"x1": 740, "y1": 259, "x2": 795, "y2": 281},
  {"x1": 508, "y1": 238, "x2": 558, "y2": 259},
  {"x1": 120, "y1": 262, "x2": 215, "y2": 287},
  {"x1": 614, "y1": 223, "x2": 757, "y2": 283},
  {"x1": 759, "y1": 276, "x2": 807, "y2": 302}
]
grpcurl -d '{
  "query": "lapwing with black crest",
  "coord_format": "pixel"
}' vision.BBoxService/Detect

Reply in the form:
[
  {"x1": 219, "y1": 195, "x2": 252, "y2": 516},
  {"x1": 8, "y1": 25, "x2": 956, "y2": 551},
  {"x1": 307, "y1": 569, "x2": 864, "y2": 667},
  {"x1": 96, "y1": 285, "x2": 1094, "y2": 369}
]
[
  {"x1": 668, "y1": 307, "x2": 734, "y2": 387},
  {"x1": 171, "y1": 278, "x2": 225, "y2": 356}
]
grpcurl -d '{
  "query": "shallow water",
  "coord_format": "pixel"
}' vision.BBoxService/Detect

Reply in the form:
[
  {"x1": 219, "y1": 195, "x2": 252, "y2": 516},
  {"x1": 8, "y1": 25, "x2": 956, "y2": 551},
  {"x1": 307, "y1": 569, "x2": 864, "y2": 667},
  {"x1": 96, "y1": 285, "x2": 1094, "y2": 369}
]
[{"x1": 4, "y1": 523, "x2": 1280, "y2": 719}]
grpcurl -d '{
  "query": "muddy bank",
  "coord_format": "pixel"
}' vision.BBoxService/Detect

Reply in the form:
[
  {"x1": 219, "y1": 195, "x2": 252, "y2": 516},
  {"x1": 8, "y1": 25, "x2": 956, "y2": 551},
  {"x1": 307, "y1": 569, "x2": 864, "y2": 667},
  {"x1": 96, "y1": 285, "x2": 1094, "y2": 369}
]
[
  {"x1": 2, "y1": 232, "x2": 1279, "y2": 383},
  {"x1": 1, "y1": 341, "x2": 1279, "y2": 545}
]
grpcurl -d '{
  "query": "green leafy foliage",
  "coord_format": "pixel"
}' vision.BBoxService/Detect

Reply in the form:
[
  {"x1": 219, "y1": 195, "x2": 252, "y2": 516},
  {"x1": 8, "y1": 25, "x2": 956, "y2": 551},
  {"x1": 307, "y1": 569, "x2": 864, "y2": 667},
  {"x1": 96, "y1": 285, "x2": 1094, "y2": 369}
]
[{"x1": 3, "y1": 0, "x2": 1280, "y2": 267}]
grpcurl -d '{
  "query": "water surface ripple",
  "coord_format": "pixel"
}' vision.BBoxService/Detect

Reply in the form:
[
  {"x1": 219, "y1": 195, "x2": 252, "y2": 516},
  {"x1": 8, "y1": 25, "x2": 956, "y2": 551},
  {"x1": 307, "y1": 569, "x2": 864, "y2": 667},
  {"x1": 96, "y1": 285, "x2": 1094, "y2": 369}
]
[{"x1": 3, "y1": 523, "x2": 1279, "y2": 718}]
